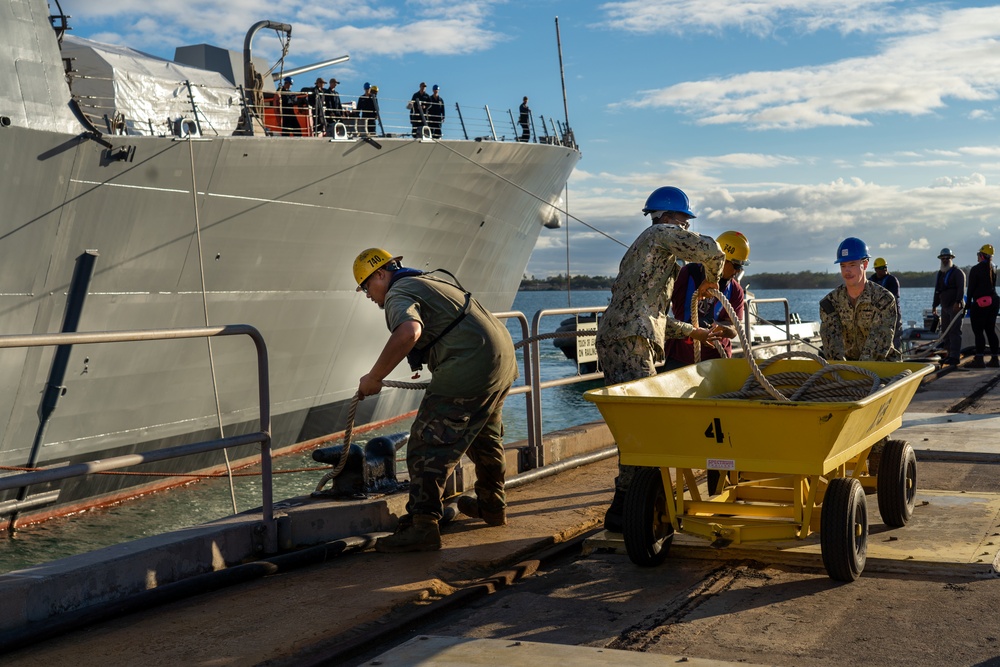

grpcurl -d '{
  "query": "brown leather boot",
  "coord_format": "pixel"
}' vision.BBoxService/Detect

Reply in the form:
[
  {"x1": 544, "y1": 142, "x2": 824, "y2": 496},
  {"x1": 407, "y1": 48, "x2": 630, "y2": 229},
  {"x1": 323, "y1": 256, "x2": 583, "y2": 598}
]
[
  {"x1": 456, "y1": 495, "x2": 507, "y2": 526},
  {"x1": 374, "y1": 514, "x2": 441, "y2": 553}
]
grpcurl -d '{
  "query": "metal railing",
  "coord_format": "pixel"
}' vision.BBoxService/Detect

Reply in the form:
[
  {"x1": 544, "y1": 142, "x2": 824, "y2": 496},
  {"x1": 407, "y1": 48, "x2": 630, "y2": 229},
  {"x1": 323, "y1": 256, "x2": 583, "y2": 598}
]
[
  {"x1": 0, "y1": 325, "x2": 275, "y2": 550},
  {"x1": 527, "y1": 307, "x2": 607, "y2": 467},
  {"x1": 744, "y1": 297, "x2": 795, "y2": 355}
]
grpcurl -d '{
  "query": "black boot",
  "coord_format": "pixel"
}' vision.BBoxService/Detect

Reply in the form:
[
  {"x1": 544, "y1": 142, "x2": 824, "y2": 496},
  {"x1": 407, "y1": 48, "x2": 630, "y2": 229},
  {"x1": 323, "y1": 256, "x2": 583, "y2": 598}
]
[{"x1": 604, "y1": 489, "x2": 625, "y2": 533}]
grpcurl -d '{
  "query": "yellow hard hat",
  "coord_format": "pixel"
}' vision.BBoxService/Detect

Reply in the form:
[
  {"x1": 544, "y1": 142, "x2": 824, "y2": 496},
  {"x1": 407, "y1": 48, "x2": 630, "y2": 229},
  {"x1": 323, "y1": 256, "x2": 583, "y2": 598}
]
[
  {"x1": 370, "y1": 85, "x2": 379, "y2": 93},
  {"x1": 353, "y1": 247, "x2": 399, "y2": 291},
  {"x1": 873, "y1": 257, "x2": 887, "y2": 269},
  {"x1": 980, "y1": 244, "x2": 994, "y2": 256},
  {"x1": 716, "y1": 230, "x2": 750, "y2": 264}
]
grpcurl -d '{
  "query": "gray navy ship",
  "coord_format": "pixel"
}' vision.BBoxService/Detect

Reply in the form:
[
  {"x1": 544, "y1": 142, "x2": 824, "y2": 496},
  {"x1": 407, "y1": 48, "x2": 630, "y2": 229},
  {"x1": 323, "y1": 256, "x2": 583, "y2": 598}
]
[{"x1": 0, "y1": 0, "x2": 579, "y2": 525}]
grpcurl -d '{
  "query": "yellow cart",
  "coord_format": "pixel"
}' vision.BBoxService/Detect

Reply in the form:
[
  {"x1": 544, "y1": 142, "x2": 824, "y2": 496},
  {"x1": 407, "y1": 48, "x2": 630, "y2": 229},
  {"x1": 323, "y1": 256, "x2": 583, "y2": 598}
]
[{"x1": 584, "y1": 358, "x2": 934, "y2": 581}]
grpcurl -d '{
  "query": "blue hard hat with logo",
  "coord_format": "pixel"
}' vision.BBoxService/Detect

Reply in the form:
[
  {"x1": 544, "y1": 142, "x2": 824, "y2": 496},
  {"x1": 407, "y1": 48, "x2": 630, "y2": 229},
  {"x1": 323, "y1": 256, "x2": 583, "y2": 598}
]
[
  {"x1": 283, "y1": 76, "x2": 293, "y2": 85},
  {"x1": 642, "y1": 186, "x2": 695, "y2": 218},
  {"x1": 834, "y1": 237, "x2": 870, "y2": 264}
]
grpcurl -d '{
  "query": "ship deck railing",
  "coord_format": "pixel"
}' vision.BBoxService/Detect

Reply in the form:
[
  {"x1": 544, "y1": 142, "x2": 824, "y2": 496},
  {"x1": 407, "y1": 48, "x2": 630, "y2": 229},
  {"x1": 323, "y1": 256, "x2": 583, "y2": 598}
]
[{"x1": 69, "y1": 77, "x2": 574, "y2": 146}]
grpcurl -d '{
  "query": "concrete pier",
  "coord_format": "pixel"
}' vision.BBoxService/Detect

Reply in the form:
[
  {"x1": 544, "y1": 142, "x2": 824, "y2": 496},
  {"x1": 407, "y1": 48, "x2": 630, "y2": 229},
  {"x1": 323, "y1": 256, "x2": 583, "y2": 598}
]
[{"x1": 2, "y1": 361, "x2": 1000, "y2": 666}]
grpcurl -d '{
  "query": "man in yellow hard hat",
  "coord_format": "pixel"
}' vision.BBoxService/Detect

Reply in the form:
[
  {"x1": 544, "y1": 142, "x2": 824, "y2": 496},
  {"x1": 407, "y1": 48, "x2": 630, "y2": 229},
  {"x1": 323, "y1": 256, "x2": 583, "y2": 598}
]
[
  {"x1": 966, "y1": 243, "x2": 1000, "y2": 368},
  {"x1": 353, "y1": 248, "x2": 518, "y2": 552},
  {"x1": 871, "y1": 257, "x2": 901, "y2": 350},
  {"x1": 662, "y1": 230, "x2": 750, "y2": 495}
]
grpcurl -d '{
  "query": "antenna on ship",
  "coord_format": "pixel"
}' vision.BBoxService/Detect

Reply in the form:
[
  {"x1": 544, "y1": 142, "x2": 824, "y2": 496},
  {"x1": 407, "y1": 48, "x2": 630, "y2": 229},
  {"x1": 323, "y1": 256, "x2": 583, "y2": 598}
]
[{"x1": 555, "y1": 16, "x2": 573, "y2": 306}]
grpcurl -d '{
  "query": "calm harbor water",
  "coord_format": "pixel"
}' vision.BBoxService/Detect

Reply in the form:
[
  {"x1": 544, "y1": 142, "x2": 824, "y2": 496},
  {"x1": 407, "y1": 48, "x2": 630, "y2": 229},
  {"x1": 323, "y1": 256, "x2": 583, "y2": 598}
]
[{"x1": 0, "y1": 286, "x2": 935, "y2": 573}]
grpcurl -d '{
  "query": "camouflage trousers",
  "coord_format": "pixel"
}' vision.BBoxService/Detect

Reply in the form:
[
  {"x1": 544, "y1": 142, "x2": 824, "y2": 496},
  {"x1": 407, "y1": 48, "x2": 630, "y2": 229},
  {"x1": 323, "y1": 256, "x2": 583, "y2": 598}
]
[
  {"x1": 405, "y1": 386, "x2": 510, "y2": 520},
  {"x1": 595, "y1": 334, "x2": 658, "y2": 493}
]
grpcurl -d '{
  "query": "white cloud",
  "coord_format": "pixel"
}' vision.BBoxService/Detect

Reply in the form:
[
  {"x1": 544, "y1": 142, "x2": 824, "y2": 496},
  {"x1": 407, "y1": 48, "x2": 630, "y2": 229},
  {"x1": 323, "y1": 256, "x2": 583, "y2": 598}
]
[
  {"x1": 598, "y1": 0, "x2": 905, "y2": 36},
  {"x1": 67, "y1": 0, "x2": 506, "y2": 59},
  {"x1": 528, "y1": 171, "x2": 1000, "y2": 277},
  {"x1": 610, "y1": 7, "x2": 1000, "y2": 130}
]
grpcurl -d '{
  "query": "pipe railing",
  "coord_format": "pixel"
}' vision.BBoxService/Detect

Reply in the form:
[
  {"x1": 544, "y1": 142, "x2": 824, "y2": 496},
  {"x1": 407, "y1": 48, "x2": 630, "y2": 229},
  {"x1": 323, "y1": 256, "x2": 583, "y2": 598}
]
[
  {"x1": 527, "y1": 306, "x2": 607, "y2": 468},
  {"x1": 744, "y1": 297, "x2": 793, "y2": 357},
  {"x1": 0, "y1": 325, "x2": 275, "y2": 550}
]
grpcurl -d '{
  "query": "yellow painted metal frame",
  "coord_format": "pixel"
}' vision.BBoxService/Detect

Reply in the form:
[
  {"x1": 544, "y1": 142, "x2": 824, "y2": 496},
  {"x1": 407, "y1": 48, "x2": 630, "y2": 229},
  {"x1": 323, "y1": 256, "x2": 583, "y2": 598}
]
[{"x1": 585, "y1": 359, "x2": 933, "y2": 546}]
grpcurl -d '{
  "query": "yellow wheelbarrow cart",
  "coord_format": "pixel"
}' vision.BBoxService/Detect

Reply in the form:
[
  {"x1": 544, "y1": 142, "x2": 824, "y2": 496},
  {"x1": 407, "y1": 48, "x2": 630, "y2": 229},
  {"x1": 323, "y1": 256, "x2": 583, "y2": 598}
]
[{"x1": 584, "y1": 358, "x2": 934, "y2": 581}]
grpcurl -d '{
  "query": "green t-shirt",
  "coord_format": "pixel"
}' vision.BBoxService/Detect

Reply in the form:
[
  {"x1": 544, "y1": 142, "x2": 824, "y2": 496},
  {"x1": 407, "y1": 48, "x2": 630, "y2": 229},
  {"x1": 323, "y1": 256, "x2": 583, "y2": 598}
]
[{"x1": 383, "y1": 274, "x2": 518, "y2": 397}]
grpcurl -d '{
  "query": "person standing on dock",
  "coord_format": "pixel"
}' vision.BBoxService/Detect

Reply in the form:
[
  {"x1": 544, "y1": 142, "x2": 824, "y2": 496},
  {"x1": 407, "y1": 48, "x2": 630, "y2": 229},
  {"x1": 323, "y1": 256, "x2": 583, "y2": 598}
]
[
  {"x1": 663, "y1": 230, "x2": 750, "y2": 367},
  {"x1": 965, "y1": 244, "x2": 1000, "y2": 368},
  {"x1": 353, "y1": 248, "x2": 518, "y2": 553},
  {"x1": 932, "y1": 247, "x2": 966, "y2": 366},
  {"x1": 595, "y1": 186, "x2": 725, "y2": 533},
  {"x1": 819, "y1": 238, "x2": 900, "y2": 362},
  {"x1": 663, "y1": 230, "x2": 751, "y2": 496},
  {"x1": 872, "y1": 257, "x2": 902, "y2": 351}
]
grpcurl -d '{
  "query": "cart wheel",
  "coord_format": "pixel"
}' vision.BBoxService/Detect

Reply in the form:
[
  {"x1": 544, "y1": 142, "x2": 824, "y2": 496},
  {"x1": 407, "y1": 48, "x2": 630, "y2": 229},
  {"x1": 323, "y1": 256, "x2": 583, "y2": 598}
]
[
  {"x1": 623, "y1": 467, "x2": 674, "y2": 567},
  {"x1": 820, "y1": 477, "x2": 868, "y2": 582},
  {"x1": 877, "y1": 439, "x2": 917, "y2": 527}
]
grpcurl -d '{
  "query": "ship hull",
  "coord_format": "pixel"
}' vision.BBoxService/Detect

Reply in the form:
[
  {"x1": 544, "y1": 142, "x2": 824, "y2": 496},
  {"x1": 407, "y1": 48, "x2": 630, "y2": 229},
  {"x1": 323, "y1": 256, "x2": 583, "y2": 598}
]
[{"x1": 0, "y1": 123, "x2": 578, "y2": 521}]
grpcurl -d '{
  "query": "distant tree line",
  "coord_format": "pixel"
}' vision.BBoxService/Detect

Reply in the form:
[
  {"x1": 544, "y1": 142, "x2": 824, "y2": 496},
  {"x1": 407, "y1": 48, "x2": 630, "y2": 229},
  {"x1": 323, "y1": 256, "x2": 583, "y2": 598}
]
[{"x1": 519, "y1": 269, "x2": 966, "y2": 291}]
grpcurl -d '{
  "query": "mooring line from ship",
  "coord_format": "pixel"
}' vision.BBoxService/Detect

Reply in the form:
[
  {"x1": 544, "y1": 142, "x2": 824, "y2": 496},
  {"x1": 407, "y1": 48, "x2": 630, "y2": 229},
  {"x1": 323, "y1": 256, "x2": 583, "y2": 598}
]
[
  {"x1": 187, "y1": 135, "x2": 239, "y2": 515},
  {"x1": 431, "y1": 140, "x2": 628, "y2": 248}
]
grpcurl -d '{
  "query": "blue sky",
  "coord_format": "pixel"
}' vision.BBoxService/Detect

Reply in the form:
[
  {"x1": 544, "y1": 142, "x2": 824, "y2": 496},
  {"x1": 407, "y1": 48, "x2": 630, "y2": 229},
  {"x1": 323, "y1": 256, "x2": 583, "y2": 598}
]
[{"x1": 66, "y1": 0, "x2": 1000, "y2": 279}]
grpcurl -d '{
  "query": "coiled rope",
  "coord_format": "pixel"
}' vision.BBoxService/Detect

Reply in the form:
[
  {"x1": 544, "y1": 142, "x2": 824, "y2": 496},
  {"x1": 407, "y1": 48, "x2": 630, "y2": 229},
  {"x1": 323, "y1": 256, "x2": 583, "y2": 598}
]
[{"x1": 696, "y1": 287, "x2": 911, "y2": 402}]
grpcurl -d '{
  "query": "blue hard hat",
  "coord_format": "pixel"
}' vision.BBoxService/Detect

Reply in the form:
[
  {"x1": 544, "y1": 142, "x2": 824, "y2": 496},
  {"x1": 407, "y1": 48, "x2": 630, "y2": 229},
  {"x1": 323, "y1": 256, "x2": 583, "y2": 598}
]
[
  {"x1": 364, "y1": 81, "x2": 371, "y2": 90},
  {"x1": 642, "y1": 186, "x2": 695, "y2": 218},
  {"x1": 433, "y1": 84, "x2": 439, "y2": 91},
  {"x1": 283, "y1": 76, "x2": 293, "y2": 84},
  {"x1": 834, "y1": 237, "x2": 870, "y2": 264}
]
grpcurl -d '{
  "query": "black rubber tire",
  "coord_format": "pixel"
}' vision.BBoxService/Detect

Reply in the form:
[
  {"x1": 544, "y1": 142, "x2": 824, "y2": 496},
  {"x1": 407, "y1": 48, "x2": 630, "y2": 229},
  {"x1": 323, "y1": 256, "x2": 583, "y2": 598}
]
[
  {"x1": 820, "y1": 477, "x2": 868, "y2": 582},
  {"x1": 623, "y1": 467, "x2": 674, "y2": 567},
  {"x1": 877, "y1": 439, "x2": 917, "y2": 527}
]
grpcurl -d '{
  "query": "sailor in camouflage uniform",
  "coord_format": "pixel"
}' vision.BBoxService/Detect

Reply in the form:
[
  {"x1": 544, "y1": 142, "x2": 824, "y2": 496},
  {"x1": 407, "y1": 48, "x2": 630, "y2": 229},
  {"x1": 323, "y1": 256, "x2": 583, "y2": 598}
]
[
  {"x1": 820, "y1": 237, "x2": 901, "y2": 362},
  {"x1": 353, "y1": 248, "x2": 518, "y2": 553},
  {"x1": 595, "y1": 186, "x2": 726, "y2": 532}
]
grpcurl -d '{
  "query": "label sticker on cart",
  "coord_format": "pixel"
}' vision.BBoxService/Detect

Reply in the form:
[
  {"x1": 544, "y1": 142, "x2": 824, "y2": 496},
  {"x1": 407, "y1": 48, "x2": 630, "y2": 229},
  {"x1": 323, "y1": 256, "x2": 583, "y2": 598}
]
[{"x1": 707, "y1": 458, "x2": 736, "y2": 470}]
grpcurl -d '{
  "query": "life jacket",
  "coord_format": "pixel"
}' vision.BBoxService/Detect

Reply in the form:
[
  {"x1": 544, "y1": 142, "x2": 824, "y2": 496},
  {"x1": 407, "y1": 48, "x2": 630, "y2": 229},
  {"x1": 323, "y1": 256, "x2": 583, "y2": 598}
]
[{"x1": 680, "y1": 264, "x2": 733, "y2": 326}]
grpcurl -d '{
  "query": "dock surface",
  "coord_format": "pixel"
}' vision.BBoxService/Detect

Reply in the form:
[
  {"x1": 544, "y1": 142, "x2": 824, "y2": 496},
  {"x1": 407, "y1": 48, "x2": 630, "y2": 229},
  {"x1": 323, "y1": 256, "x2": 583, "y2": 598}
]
[{"x1": 4, "y1": 362, "x2": 1000, "y2": 667}]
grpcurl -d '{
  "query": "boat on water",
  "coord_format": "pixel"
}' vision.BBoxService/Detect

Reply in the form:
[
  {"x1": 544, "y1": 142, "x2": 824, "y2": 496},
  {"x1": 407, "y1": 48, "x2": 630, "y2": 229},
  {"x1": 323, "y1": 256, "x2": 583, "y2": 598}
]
[{"x1": 0, "y1": 1, "x2": 579, "y2": 525}]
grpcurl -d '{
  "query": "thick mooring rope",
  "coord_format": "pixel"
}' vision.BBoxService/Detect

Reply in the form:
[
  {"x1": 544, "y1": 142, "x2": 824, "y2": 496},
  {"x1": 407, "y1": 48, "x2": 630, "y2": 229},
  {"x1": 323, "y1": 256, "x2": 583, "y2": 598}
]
[{"x1": 698, "y1": 287, "x2": 912, "y2": 402}]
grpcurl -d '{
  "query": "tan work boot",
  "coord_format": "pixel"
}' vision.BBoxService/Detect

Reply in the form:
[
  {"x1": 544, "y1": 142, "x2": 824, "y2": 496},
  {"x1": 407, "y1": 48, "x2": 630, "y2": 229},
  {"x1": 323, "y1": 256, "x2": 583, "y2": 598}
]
[
  {"x1": 374, "y1": 514, "x2": 441, "y2": 553},
  {"x1": 456, "y1": 495, "x2": 507, "y2": 526}
]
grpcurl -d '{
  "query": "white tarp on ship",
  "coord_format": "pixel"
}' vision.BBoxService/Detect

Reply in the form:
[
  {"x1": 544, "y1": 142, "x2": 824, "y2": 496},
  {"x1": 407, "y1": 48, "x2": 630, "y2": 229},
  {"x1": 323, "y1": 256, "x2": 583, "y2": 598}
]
[{"x1": 62, "y1": 35, "x2": 241, "y2": 137}]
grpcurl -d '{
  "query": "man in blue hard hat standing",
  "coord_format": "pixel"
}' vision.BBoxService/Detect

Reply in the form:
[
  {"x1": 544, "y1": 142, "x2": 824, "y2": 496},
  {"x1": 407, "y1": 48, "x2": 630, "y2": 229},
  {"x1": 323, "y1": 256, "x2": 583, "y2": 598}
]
[
  {"x1": 932, "y1": 247, "x2": 966, "y2": 366},
  {"x1": 595, "y1": 186, "x2": 725, "y2": 533},
  {"x1": 820, "y1": 237, "x2": 900, "y2": 362}
]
